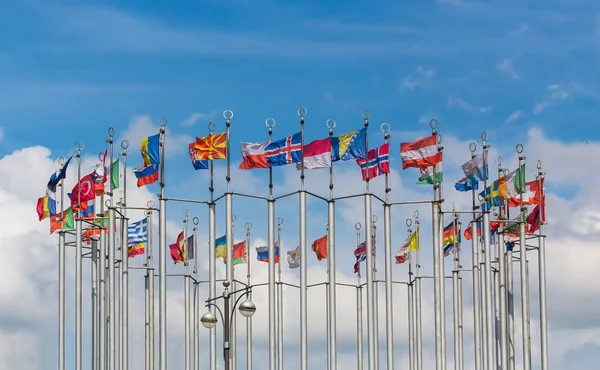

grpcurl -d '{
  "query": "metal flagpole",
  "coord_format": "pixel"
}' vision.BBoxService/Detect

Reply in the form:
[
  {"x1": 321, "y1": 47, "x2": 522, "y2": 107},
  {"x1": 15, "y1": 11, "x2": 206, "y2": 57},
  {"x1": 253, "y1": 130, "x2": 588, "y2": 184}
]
[
  {"x1": 467, "y1": 142, "x2": 482, "y2": 370},
  {"x1": 298, "y1": 106, "x2": 308, "y2": 370},
  {"x1": 407, "y1": 219, "x2": 415, "y2": 370},
  {"x1": 481, "y1": 132, "x2": 495, "y2": 370},
  {"x1": 121, "y1": 140, "x2": 130, "y2": 370},
  {"x1": 355, "y1": 222, "x2": 363, "y2": 370},
  {"x1": 75, "y1": 141, "x2": 84, "y2": 370},
  {"x1": 381, "y1": 122, "x2": 394, "y2": 370},
  {"x1": 536, "y1": 161, "x2": 548, "y2": 370},
  {"x1": 245, "y1": 222, "x2": 253, "y2": 370},
  {"x1": 184, "y1": 211, "x2": 191, "y2": 370},
  {"x1": 192, "y1": 217, "x2": 200, "y2": 370},
  {"x1": 92, "y1": 236, "x2": 98, "y2": 370},
  {"x1": 362, "y1": 109, "x2": 377, "y2": 370},
  {"x1": 372, "y1": 217, "x2": 379, "y2": 370},
  {"x1": 496, "y1": 159, "x2": 508, "y2": 370},
  {"x1": 452, "y1": 210, "x2": 461, "y2": 370},
  {"x1": 265, "y1": 116, "x2": 276, "y2": 370},
  {"x1": 414, "y1": 213, "x2": 423, "y2": 370},
  {"x1": 225, "y1": 111, "x2": 234, "y2": 295},
  {"x1": 145, "y1": 204, "x2": 154, "y2": 370},
  {"x1": 430, "y1": 120, "x2": 446, "y2": 370},
  {"x1": 99, "y1": 175, "x2": 107, "y2": 370},
  {"x1": 107, "y1": 128, "x2": 117, "y2": 370},
  {"x1": 457, "y1": 217, "x2": 465, "y2": 370},
  {"x1": 208, "y1": 120, "x2": 217, "y2": 370},
  {"x1": 231, "y1": 215, "x2": 237, "y2": 370},
  {"x1": 516, "y1": 144, "x2": 531, "y2": 370},
  {"x1": 58, "y1": 157, "x2": 66, "y2": 370},
  {"x1": 326, "y1": 221, "x2": 331, "y2": 370},
  {"x1": 276, "y1": 218, "x2": 284, "y2": 370},
  {"x1": 327, "y1": 118, "x2": 337, "y2": 370},
  {"x1": 158, "y1": 118, "x2": 168, "y2": 370}
]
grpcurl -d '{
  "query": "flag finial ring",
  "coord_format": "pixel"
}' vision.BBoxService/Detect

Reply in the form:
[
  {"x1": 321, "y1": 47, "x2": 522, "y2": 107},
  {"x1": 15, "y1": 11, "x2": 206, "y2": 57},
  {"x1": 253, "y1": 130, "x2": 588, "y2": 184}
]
[
  {"x1": 372, "y1": 215, "x2": 378, "y2": 223},
  {"x1": 105, "y1": 199, "x2": 111, "y2": 207},
  {"x1": 297, "y1": 106, "x2": 307, "y2": 118},
  {"x1": 380, "y1": 122, "x2": 391, "y2": 133},
  {"x1": 406, "y1": 218, "x2": 412, "y2": 227},
  {"x1": 265, "y1": 117, "x2": 276, "y2": 128},
  {"x1": 277, "y1": 217, "x2": 283, "y2": 226},
  {"x1": 355, "y1": 222, "x2": 361, "y2": 230},
  {"x1": 58, "y1": 157, "x2": 65, "y2": 166},
  {"x1": 97, "y1": 152, "x2": 104, "y2": 161},
  {"x1": 536, "y1": 160, "x2": 543, "y2": 170},
  {"x1": 108, "y1": 127, "x2": 115, "y2": 137},
  {"x1": 208, "y1": 122, "x2": 216, "y2": 133},
  {"x1": 429, "y1": 119, "x2": 438, "y2": 129},
  {"x1": 74, "y1": 141, "x2": 84, "y2": 151},
  {"x1": 232, "y1": 214, "x2": 237, "y2": 223},
  {"x1": 121, "y1": 140, "x2": 129, "y2": 149},
  {"x1": 414, "y1": 210, "x2": 419, "y2": 219},
  {"x1": 159, "y1": 116, "x2": 168, "y2": 127},
  {"x1": 245, "y1": 222, "x2": 252, "y2": 230},
  {"x1": 480, "y1": 131, "x2": 488, "y2": 141},
  {"x1": 147, "y1": 200, "x2": 155, "y2": 209},
  {"x1": 497, "y1": 156, "x2": 503, "y2": 165},
  {"x1": 223, "y1": 110, "x2": 234, "y2": 120},
  {"x1": 326, "y1": 119, "x2": 336, "y2": 129},
  {"x1": 193, "y1": 217, "x2": 199, "y2": 226},
  {"x1": 437, "y1": 133, "x2": 443, "y2": 144},
  {"x1": 362, "y1": 110, "x2": 370, "y2": 120},
  {"x1": 469, "y1": 142, "x2": 477, "y2": 153},
  {"x1": 516, "y1": 144, "x2": 524, "y2": 154}
]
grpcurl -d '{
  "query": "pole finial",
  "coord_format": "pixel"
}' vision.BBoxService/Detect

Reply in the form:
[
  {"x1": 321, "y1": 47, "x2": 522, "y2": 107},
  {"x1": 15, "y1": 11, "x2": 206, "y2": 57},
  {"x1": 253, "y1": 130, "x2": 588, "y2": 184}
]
[
  {"x1": 362, "y1": 110, "x2": 370, "y2": 121},
  {"x1": 108, "y1": 127, "x2": 115, "y2": 138},
  {"x1": 121, "y1": 140, "x2": 129, "y2": 150},
  {"x1": 497, "y1": 156, "x2": 503, "y2": 165},
  {"x1": 58, "y1": 156, "x2": 66, "y2": 166},
  {"x1": 429, "y1": 119, "x2": 438, "y2": 130},
  {"x1": 232, "y1": 214, "x2": 237, "y2": 223},
  {"x1": 406, "y1": 218, "x2": 412, "y2": 227},
  {"x1": 326, "y1": 119, "x2": 336, "y2": 130},
  {"x1": 480, "y1": 131, "x2": 488, "y2": 141},
  {"x1": 74, "y1": 141, "x2": 84, "y2": 152},
  {"x1": 244, "y1": 222, "x2": 252, "y2": 231},
  {"x1": 277, "y1": 217, "x2": 283, "y2": 226},
  {"x1": 147, "y1": 200, "x2": 155, "y2": 209},
  {"x1": 355, "y1": 222, "x2": 362, "y2": 230},
  {"x1": 223, "y1": 110, "x2": 234, "y2": 120},
  {"x1": 516, "y1": 144, "x2": 524, "y2": 154},
  {"x1": 380, "y1": 122, "x2": 391, "y2": 134},
  {"x1": 469, "y1": 142, "x2": 477, "y2": 153},
  {"x1": 159, "y1": 116, "x2": 168, "y2": 127},
  {"x1": 265, "y1": 117, "x2": 276, "y2": 128},
  {"x1": 208, "y1": 122, "x2": 216, "y2": 134},
  {"x1": 193, "y1": 217, "x2": 200, "y2": 226},
  {"x1": 297, "y1": 106, "x2": 307, "y2": 118}
]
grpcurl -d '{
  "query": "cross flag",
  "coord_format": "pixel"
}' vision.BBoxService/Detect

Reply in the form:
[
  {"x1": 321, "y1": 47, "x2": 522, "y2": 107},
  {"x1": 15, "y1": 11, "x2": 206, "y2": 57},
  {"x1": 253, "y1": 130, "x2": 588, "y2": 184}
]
[
  {"x1": 356, "y1": 142, "x2": 390, "y2": 181},
  {"x1": 265, "y1": 132, "x2": 302, "y2": 166},
  {"x1": 127, "y1": 218, "x2": 148, "y2": 258}
]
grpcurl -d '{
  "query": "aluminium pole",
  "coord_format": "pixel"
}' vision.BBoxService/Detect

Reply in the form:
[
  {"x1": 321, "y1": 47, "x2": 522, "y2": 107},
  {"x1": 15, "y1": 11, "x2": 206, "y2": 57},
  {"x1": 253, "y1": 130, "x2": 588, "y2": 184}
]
[
  {"x1": 107, "y1": 129, "x2": 117, "y2": 370},
  {"x1": 496, "y1": 161, "x2": 508, "y2": 370},
  {"x1": 415, "y1": 214, "x2": 423, "y2": 370},
  {"x1": 451, "y1": 213, "x2": 460, "y2": 370},
  {"x1": 536, "y1": 161, "x2": 548, "y2": 370},
  {"x1": 481, "y1": 132, "x2": 494, "y2": 370},
  {"x1": 406, "y1": 219, "x2": 415, "y2": 370},
  {"x1": 193, "y1": 217, "x2": 200, "y2": 370},
  {"x1": 121, "y1": 140, "x2": 130, "y2": 370},
  {"x1": 58, "y1": 167, "x2": 66, "y2": 370},
  {"x1": 266, "y1": 117, "x2": 276, "y2": 370},
  {"x1": 246, "y1": 222, "x2": 253, "y2": 370},
  {"x1": 298, "y1": 107, "x2": 308, "y2": 370},
  {"x1": 326, "y1": 118, "x2": 338, "y2": 370},
  {"x1": 99, "y1": 192, "x2": 107, "y2": 370},
  {"x1": 208, "y1": 120, "x2": 217, "y2": 370},
  {"x1": 158, "y1": 118, "x2": 168, "y2": 370},
  {"x1": 355, "y1": 223, "x2": 363, "y2": 370},
  {"x1": 276, "y1": 218, "x2": 284, "y2": 370},
  {"x1": 381, "y1": 122, "x2": 394, "y2": 370},
  {"x1": 184, "y1": 212, "x2": 190, "y2": 370},
  {"x1": 75, "y1": 142, "x2": 84, "y2": 370},
  {"x1": 92, "y1": 238, "x2": 98, "y2": 370}
]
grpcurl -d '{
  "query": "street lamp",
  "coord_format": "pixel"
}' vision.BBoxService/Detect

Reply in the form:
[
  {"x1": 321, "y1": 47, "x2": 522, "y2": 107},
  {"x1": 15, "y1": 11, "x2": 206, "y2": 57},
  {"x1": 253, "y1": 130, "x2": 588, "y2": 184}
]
[{"x1": 201, "y1": 281, "x2": 256, "y2": 370}]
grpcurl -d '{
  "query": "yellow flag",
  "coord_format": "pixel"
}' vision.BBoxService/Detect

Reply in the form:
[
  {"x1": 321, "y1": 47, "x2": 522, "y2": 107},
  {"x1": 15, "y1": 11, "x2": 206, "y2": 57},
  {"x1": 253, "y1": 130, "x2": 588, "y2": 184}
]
[{"x1": 406, "y1": 227, "x2": 420, "y2": 253}]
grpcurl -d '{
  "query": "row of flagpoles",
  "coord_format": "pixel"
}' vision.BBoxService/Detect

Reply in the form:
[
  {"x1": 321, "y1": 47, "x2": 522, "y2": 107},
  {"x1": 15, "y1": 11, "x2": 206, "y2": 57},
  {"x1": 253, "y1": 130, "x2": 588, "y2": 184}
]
[{"x1": 38, "y1": 108, "x2": 548, "y2": 370}]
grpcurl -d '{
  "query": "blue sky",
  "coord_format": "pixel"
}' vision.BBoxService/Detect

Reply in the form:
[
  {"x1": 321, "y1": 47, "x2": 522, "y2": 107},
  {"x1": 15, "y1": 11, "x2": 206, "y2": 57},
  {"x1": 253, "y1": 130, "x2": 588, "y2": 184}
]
[{"x1": 3, "y1": 1, "x2": 600, "y2": 369}]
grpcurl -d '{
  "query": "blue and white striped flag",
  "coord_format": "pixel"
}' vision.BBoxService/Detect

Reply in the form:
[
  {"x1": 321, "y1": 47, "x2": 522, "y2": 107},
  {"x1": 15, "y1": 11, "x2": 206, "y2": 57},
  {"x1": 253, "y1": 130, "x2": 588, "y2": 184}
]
[{"x1": 128, "y1": 218, "x2": 148, "y2": 246}]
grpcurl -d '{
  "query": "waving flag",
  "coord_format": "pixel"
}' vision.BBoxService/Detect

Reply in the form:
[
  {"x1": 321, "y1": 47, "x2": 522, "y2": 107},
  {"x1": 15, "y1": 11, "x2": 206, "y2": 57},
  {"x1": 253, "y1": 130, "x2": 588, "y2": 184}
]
[
  {"x1": 127, "y1": 218, "x2": 148, "y2": 258},
  {"x1": 188, "y1": 142, "x2": 209, "y2": 170},
  {"x1": 287, "y1": 246, "x2": 300, "y2": 269},
  {"x1": 47, "y1": 156, "x2": 73, "y2": 193},
  {"x1": 400, "y1": 134, "x2": 441, "y2": 169},
  {"x1": 239, "y1": 140, "x2": 270, "y2": 170},
  {"x1": 71, "y1": 173, "x2": 96, "y2": 207},
  {"x1": 134, "y1": 134, "x2": 160, "y2": 187},
  {"x1": 334, "y1": 128, "x2": 367, "y2": 161},
  {"x1": 192, "y1": 132, "x2": 227, "y2": 160},
  {"x1": 169, "y1": 231, "x2": 185, "y2": 264},
  {"x1": 265, "y1": 132, "x2": 302, "y2": 166},
  {"x1": 356, "y1": 143, "x2": 390, "y2": 181},
  {"x1": 311, "y1": 235, "x2": 328, "y2": 261},
  {"x1": 296, "y1": 137, "x2": 337, "y2": 170},
  {"x1": 507, "y1": 178, "x2": 544, "y2": 208},
  {"x1": 256, "y1": 243, "x2": 280, "y2": 263}
]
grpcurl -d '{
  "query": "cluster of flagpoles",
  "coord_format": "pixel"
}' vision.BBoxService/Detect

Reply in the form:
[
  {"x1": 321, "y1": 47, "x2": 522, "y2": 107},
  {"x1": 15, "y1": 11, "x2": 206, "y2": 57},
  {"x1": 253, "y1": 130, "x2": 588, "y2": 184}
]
[{"x1": 45, "y1": 108, "x2": 549, "y2": 370}]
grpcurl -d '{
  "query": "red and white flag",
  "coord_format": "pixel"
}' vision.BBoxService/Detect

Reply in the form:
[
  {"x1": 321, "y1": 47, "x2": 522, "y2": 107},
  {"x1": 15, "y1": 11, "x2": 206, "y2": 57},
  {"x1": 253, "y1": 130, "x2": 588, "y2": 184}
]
[
  {"x1": 239, "y1": 141, "x2": 270, "y2": 170},
  {"x1": 400, "y1": 134, "x2": 442, "y2": 169},
  {"x1": 70, "y1": 173, "x2": 96, "y2": 206},
  {"x1": 507, "y1": 178, "x2": 544, "y2": 208},
  {"x1": 356, "y1": 143, "x2": 390, "y2": 181},
  {"x1": 296, "y1": 137, "x2": 332, "y2": 170}
]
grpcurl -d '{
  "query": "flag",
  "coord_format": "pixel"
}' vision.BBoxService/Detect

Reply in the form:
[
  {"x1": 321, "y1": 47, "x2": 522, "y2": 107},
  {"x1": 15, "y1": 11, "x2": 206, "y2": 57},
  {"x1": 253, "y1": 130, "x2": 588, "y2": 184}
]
[
  {"x1": 455, "y1": 177, "x2": 478, "y2": 192},
  {"x1": 506, "y1": 241, "x2": 514, "y2": 252},
  {"x1": 222, "y1": 241, "x2": 247, "y2": 265},
  {"x1": 296, "y1": 137, "x2": 338, "y2": 170},
  {"x1": 79, "y1": 200, "x2": 95, "y2": 219},
  {"x1": 134, "y1": 134, "x2": 160, "y2": 187},
  {"x1": 71, "y1": 173, "x2": 97, "y2": 207},
  {"x1": 507, "y1": 178, "x2": 543, "y2": 208},
  {"x1": 287, "y1": 246, "x2": 300, "y2": 269},
  {"x1": 188, "y1": 142, "x2": 209, "y2": 170},
  {"x1": 127, "y1": 218, "x2": 148, "y2": 258},
  {"x1": 239, "y1": 140, "x2": 270, "y2": 170},
  {"x1": 311, "y1": 235, "x2": 328, "y2": 261},
  {"x1": 36, "y1": 194, "x2": 57, "y2": 221},
  {"x1": 479, "y1": 164, "x2": 526, "y2": 210},
  {"x1": 353, "y1": 239, "x2": 377, "y2": 273},
  {"x1": 400, "y1": 135, "x2": 442, "y2": 169},
  {"x1": 256, "y1": 243, "x2": 280, "y2": 263},
  {"x1": 396, "y1": 231, "x2": 417, "y2": 264},
  {"x1": 47, "y1": 156, "x2": 73, "y2": 193},
  {"x1": 169, "y1": 231, "x2": 185, "y2": 264},
  {"x1": 461, "y1": 153, "x2": 488, "y2": 181},
  {"x1": 417, "y1": 162, "x2": 443, "y2": 185},
  {"x1": 186, "y1": 235, "x2": 195, "y2": 260},
  {"x1": 464, "y1": 221, "x2": 482, "y2": 241},
  {"x1": 333, "y1": 128, "x2": 367, "y2": 161},
  {"x1": 111, "y1": 160, "x2": 120, "y2": 190},
  {"x1": 50, "y1": 208, "x2": 74, "y2": 234},
  {"x1": 265, "y1": 132, "x2": 302, "y2": 166},
  {"x1": 192, "y1": 132, "x2": 227, "y2": 160},
  {"x1": 215, "y1": 235, "x2": 226, "y2": 258},
  {"x1": 395, "y1": 245, "x2": 409, "y2": 264},
  {"x1": 527, "y1": 206, "x2": 541, "y2": 233},
  {"x1": 355, "y1": 143, "x2": 390, "y2": 181},
  {"x1": 443, "y1": 221, "x2": 461, "y2": 257}
]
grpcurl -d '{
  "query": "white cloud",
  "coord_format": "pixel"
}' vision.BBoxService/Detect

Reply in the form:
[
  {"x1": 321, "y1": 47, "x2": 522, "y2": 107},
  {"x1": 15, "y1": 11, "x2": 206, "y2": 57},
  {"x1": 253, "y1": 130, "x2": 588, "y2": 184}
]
[
  {"x1": 118, "y1": 115, "x2": 193, "y2": 158},
  {"x1": 534, "y1": 84, "x2": 569, "y2": 114},
  {"x1": 496, "y1": 57, "x2": 519, "y2": 79},
  {"x1": 181, "y1": 111, "x2": 217, "y2": 126},
  {"x1": 401, "y1": 66, "x2": 436, "y2": 91},
  {"x1": 505, "y1": 110, "x2": 523, "y2": 123},
  {"x1": 447, "y1": 95, "x2": 493, "y2": 114}
]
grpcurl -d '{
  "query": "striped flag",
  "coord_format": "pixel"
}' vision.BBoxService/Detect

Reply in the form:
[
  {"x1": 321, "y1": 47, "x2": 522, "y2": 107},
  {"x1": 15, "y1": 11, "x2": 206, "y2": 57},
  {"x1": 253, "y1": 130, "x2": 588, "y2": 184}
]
[
  {"x1": 400, "y1": 134, "x2": 442, "y2": 169},
  {"x1": 128, "y1": 218, "x2": 148, "y2": 258}
]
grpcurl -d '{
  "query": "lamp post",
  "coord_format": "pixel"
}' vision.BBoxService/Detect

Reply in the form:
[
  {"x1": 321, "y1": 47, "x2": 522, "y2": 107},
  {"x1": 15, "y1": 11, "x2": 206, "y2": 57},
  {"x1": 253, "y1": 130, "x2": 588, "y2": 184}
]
[{"x1": 201, "y1": 281, "x2": 256, "y2": 370}]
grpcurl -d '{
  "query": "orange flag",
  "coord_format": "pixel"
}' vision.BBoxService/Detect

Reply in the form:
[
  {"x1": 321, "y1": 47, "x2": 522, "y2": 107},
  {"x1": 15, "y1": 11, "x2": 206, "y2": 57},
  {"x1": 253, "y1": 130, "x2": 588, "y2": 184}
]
[
  {"x1": 193, "y1": 132, "x2": 227, "y2": 160},
  {"x1": 311, "y1": 235, "x2": 328, "y2": 261}
]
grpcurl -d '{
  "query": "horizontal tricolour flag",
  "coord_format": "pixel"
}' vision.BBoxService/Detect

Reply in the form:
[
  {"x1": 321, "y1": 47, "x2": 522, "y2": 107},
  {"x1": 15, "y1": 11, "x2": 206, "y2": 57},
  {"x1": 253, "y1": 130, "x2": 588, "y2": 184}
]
[
  {"x1": 134, "y1": 134, "x2": 161, "y2": 187},
  {"x1": 417, "y1": 162, "x2": 443, "y2": 185},
  {"x1": 193, "y1": 132, "x2": 227, "y2": 160},
  {"x1": 442, "y1": 221, "x2": 461, "y2": 257},
  {"x1": 188, "y1": 143, "x2": 209, "y2": 170},
  {"x1": 134, "y1": 164, "x2": 159, "y2": 187},
  {"x1": 256, "y1": 243, "x2": 280, "y2": 263},
  {"x1": 296, "y1": 137, "x2": 338, "y2": 170},
  {"x1": 265, "y1": 132, "x2": 302, "y2": 166},
  {"x1": 239, "y1": 140, "x2": 270, "y2": 170},
  {"x1": 356, "y1": 142, "x2": 390, "y2": 181},
  {"x1": 400, "y1": 134, "x2": 442, "y2": 169}
]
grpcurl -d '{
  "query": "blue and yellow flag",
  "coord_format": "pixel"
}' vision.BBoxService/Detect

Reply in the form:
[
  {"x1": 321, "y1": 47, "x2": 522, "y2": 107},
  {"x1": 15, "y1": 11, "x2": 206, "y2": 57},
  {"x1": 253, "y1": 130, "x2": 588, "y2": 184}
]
[{"x1": 332, "y1": 128, "x2": 367, "y2": 161}]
